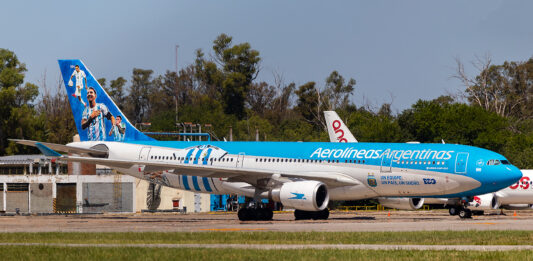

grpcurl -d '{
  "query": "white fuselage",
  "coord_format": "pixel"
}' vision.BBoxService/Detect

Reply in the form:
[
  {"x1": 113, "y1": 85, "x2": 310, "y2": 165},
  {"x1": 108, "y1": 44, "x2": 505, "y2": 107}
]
[{"x1": 70, "y1": 141, "x2": 484, "y2": 201}]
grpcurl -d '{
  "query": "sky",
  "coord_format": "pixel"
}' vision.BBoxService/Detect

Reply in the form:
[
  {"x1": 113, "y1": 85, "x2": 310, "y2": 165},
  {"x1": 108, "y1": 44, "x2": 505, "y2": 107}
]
[{"x1": 2, "y1": 0, "x2": 533, "y2": 112}]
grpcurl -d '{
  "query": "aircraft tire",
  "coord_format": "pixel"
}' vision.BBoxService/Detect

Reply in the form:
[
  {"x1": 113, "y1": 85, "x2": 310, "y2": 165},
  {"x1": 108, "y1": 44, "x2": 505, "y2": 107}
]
[
  {"x1": 318, "y1": 209, "x2": 330, "y2": 220},
  {"x1": 265, "y1": 209, "x2": 274, "y2": 220},
  {"x1": 294, "y1": 209, "x2": 308, "y2": 220},
  {"x1": 256, "y1": 209, "x2": 268, "y2": 221},
  {"x1": 458, "y1": 208, "x2": 472, "y2": 219},
  {"x1": 449, "y1": 207, "x2": 458, "y2": 216},
  {"x1": 238, "y1": 208, "x2": 250, "y2": 221}
]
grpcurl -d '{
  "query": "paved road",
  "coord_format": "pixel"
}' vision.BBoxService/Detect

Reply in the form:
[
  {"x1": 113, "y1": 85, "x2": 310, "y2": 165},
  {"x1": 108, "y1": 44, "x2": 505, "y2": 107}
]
[
  {"x1": 1, "y1": 210, "x2": 533, "y2": 232},
  {"x1": 1, "y1": 242, "x2": 532, "y2": 251}
]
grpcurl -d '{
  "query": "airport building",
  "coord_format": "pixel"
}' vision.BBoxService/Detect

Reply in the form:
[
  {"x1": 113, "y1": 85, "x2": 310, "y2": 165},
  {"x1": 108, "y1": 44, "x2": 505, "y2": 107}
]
[{"x1": 0, "y1": 154, "x2": 213, "y2": 214}]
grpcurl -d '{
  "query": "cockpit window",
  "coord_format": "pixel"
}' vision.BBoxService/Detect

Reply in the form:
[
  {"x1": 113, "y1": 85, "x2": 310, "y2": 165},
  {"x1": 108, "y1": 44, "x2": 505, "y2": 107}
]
[
  {"x1": 487, "y1": 159, "x2": 505, "y2": 165},
  {"x1": 501, "y1": 160, "x2": 510, "y2": 165}
]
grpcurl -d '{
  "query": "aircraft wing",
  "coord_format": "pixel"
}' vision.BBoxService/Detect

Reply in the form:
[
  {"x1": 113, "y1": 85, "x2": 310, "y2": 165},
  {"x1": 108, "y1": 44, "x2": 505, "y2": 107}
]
[{"x1": 65, "y1": 155, "x2": 361, "y2": 187}]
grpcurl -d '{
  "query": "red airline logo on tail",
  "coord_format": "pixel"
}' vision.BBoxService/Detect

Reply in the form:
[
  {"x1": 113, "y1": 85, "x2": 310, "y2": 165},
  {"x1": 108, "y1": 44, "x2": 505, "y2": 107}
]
[{"x1": 332, "y1": 120, "x2": 348, "y2": 142}]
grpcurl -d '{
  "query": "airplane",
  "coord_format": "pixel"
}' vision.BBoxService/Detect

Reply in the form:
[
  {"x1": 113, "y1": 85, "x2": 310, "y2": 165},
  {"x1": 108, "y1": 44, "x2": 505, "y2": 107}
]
[
  {"x1": 324, "y1": 110, "x2": 533, "y2": 215},
  {"x1": 11, "y1": 60, "x2": 522, "y2": 221}
]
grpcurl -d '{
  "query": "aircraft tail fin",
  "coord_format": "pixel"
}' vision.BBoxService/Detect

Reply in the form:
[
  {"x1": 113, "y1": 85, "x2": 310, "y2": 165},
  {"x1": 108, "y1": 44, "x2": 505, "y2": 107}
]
[
  {"x1": 58, "y1": 59, "x2": 154, "y2": 142},
  {"x1": 323, "y1": 111, "x2": 357, "y2": 143}
]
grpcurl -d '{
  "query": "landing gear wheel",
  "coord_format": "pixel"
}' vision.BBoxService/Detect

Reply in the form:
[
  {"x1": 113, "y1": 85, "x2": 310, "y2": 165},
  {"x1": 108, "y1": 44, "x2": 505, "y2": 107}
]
[
  {"x1": 238, "y1": 208, "x2": 250, "y2": 221},
  {"x1": 449, "y1": 207, "x2": 458, "y2": 216},
  {"x1": 238, "y1": 207, "x2": 274, "y2": 221},
  {"x1": 265, "y1": 209, "x2": 274, "y2": 220},
  {"x1": 314, "y1": 209, "x2": 330, "y2": 220},
  {"x1": 458, "y1": 208, "x2": 472, "y2": 219},
  {"x1": 294, "y1": 209, "x2": 306, "y2": 220},
  {"x1": 294, "y1": 209, "x2": 329, "y2": 220}
]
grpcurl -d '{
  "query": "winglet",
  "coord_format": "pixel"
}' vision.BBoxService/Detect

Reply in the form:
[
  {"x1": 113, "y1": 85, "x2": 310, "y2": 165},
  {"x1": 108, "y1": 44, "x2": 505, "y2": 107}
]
[{"x1": 35, "y1": 142, "x2": 63, "y2": 157}]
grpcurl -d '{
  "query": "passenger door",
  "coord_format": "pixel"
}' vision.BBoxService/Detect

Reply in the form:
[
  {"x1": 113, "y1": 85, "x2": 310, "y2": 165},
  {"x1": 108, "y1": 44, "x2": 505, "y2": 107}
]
[
  {"x1": 455, "y1": 152, "x2": 468, "y2": 174},
  {"x1": 236, "y1": 153, "x2": 245, "y2": 168},
  {"x1": 380, "y1": 153, "x2": 392, "y2": 173},
  {"x1": 139, "y1": 147, "x2": 151, "y2": 160}
]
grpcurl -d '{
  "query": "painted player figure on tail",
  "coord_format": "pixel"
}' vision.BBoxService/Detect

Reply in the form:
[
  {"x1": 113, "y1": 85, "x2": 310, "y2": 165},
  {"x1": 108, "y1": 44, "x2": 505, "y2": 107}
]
[
  {"x1": 69, "y1": 65, "x2": 87, "y2": 107},
  {"x1": 109, "y1": 115, "x2": 126, "y2": 141},
  {"x1": 82, "y1": 87, "x2": 115, "y2": 141}
]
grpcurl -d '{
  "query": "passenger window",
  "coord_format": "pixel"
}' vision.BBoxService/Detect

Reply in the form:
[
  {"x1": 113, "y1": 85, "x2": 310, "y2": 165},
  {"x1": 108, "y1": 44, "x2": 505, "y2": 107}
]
[{"x1": 494, "y1": 160, "x2": 500, "y2": 165}]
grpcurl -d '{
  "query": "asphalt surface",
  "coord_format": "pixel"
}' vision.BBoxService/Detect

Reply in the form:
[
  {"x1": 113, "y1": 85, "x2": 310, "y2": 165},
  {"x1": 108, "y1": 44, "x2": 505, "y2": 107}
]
[{"x1": 1, "y1": 210, "x2": 533, "y2": 233}]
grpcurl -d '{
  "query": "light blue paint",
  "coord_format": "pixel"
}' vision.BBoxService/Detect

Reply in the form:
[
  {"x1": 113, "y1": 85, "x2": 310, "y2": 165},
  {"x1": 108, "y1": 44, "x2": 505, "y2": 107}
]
[
  {"x1": 182, "y1": 175, "x2": 190, "y2": 191},
  {"x1": 192, "y1": 176, "x2": 201, "y2": 191}
]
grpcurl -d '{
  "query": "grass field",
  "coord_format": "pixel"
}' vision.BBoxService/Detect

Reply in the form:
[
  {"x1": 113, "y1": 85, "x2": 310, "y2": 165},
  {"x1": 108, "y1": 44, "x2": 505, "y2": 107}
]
[
  {"x1": 0, "y1": 231, "x2": 533, "y2": 245},
  {"x1": 1, "y1": 246, "x2": 532, "y2": 261},
  {"x1": 1, "y1": 231, "x2": 532, "y2": 260}
]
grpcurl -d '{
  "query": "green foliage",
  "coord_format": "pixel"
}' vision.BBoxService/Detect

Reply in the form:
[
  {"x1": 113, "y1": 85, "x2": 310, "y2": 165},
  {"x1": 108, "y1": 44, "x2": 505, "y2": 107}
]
[
  {"x1": 0, "y1": 49, "x2": 43, "y2": 155},
  {"x1": 398, "y1": 99, "x2": 509, "y2": 150}
]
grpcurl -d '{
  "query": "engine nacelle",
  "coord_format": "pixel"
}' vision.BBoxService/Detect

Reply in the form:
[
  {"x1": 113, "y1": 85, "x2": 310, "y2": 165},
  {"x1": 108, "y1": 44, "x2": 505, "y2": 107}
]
[
  {"x1": 378, "y1": 197, "x2": 424, "y2": 210},
  {"x1": 469, "y1": 193, "x2": 499, "y2": 210},
  {"x1": 271, "y1": 181, "x2": 329, "y2": 211}
]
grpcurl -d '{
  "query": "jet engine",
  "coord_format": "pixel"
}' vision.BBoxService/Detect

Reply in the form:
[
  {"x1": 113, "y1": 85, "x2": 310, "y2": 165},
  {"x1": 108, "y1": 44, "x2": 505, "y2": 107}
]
[
  {"x1": 378, "y1": 197, "x2": 424, "y2": 210},
  {"x1": 468, "y1": 193, "x2": 499, "y2": 210},
  {"x1": 271, "y1": 181, "x2": 329, "y2": 211}
]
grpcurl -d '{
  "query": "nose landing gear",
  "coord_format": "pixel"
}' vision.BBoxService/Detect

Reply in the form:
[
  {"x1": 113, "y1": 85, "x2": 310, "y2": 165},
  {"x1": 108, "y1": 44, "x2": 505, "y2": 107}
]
[{"x1": 449, "y1": 206, "x2": 472, "y2": 219}]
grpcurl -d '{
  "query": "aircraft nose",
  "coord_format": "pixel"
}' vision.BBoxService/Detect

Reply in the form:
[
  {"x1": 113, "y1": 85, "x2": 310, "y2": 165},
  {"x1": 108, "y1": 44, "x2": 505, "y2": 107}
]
[
  {"x1": 510, "y1": 166, "x2": 523, "y2": 183},
  {"x1": 498, "y1": 166, "x2": 522, "y2": 187}
]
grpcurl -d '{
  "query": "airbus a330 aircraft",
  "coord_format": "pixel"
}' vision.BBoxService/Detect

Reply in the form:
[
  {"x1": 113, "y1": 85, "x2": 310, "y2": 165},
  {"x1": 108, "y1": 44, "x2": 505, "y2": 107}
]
[
  {"x1": 324, "y1": 111, "x2": 533, "y2": 216},
  {"x1": 12, "y1": 60, "x2": 522, "y2": 221}
]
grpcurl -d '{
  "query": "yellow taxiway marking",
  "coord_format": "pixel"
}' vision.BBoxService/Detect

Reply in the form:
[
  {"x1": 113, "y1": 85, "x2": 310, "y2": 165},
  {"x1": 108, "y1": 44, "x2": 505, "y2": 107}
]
[{"x1": 199, "y1": 228, "x2": 267, "y2": 231}]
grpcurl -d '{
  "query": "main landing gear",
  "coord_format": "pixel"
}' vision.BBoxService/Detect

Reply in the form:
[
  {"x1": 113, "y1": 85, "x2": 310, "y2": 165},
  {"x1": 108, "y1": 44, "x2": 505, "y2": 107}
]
[
  {"x1": 449, "y1": 206, "x2": 472, "y2": 219},
  {"x1": 294, "y1": 209, "x2": 330, "y2": 220},
  {"x1": 238, "y1": 203, "x2": 273, "y2": 221}
]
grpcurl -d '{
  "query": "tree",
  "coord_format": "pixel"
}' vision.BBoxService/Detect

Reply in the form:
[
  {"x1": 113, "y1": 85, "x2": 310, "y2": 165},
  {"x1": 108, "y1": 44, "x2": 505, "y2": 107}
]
[
  {"x1": 125, "y1": 69, "x2": 153, "y2": 124},
  {"x1": 455, "y1": 55, "x2": 533, "y2": 119},
  {"x1": 38, "y1": 80, "x2": 76, "y2": 145},
  {"x1": 398, "y1": 98, "x2": 509, "y2": 151},
  {"x1": 194, "y1": 34, "x2": 261, "y2": 119},
  {"x1": 295, "y1": 81, "x2": 325, "y2": 129},
  {"x1": 109, "y1": 77, "x2": 127, "y2": 111},
  {"x1": 322, "y1": 70, "x2": 356, "y2": 110},
  {"x1": 0, "y1": 49, "x2": 42, "y2": 155}
]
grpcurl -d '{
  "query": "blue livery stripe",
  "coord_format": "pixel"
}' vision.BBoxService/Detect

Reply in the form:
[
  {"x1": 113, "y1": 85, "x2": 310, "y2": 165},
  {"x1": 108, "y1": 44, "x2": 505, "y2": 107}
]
[
  {"x1": 202, "y1": 148, "x2": 213, "y2": 165},
  {"x1": 202, "y1": 177, "x2": 212, "y2": 192},
  {"x1": 182, "y1": 175, "x2": 191, "y2": 190},
  {"x1": 193, "y1": 149, "x2": 203, "y2": 165},
  {"x1": 184, "y1": 149, "x2": 195, "y2": 164},
  {"x1": 192, "y1": 176, "x2": 201, "y2": 191}
]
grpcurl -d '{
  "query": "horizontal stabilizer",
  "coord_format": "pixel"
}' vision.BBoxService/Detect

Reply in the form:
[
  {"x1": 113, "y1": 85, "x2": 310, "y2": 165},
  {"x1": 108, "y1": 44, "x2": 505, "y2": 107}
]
[{"x1": 10, "y1": 139, "x2": 107, "y2": 156}]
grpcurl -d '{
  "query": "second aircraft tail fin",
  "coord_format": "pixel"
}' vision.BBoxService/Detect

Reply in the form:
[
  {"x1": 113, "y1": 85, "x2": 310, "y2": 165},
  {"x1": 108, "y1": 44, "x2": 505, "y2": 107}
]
[{"x1": 324, "y1": 111, "x2": 357, "y2": 143}]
